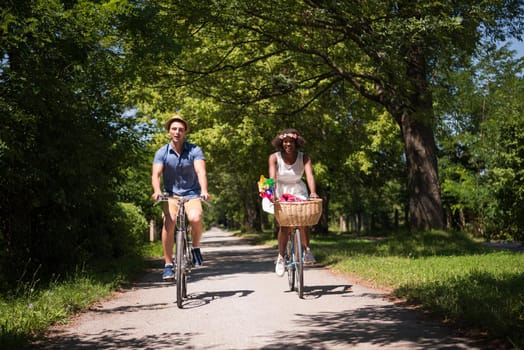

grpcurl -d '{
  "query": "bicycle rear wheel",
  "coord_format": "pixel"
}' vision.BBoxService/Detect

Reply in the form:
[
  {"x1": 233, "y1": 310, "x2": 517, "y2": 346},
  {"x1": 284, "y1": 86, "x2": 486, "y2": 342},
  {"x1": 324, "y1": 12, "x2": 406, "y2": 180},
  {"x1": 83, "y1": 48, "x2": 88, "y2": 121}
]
[
  {"x1": 293, "y1": 228, "x2": 304, "y2": 298},
  {"x1": 175, "y1": 229, "x2": 187, "y2": 308},
  {"x1": 286, "y1": 236, "x2": 295, "y2": 291}
]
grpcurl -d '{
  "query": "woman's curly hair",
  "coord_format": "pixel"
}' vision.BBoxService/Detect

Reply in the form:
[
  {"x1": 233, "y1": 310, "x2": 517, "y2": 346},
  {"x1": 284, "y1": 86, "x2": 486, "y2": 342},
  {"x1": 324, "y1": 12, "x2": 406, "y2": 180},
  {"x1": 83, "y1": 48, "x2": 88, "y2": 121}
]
[{"x1": 271, "y1": 128, "x2": 306, "y2": 150}]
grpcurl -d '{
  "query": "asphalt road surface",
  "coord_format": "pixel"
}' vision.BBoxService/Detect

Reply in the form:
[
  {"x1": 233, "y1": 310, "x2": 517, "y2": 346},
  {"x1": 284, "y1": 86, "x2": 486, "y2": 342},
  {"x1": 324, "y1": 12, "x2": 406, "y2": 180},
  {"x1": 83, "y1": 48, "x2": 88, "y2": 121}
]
[{"x1": 37, "y1": 227, "x2": 486, "y2": 349}]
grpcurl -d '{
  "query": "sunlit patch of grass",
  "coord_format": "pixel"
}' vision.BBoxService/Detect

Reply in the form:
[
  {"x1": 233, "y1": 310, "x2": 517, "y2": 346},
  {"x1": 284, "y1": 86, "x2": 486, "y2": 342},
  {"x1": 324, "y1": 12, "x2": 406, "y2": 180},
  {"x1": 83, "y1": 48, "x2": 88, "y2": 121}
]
[
  {"x1": 0, "y1": 254, "x2": 146, "y2": 348},
  {"x1": 140, "y1": 241, "x2": 164, "y2": 259},
  {"x1": 311, "y1": 230, "x2": 524, "y2": 347},
  {"x1": 0, "y1": 271, "x2": 113, "y2": 348}
]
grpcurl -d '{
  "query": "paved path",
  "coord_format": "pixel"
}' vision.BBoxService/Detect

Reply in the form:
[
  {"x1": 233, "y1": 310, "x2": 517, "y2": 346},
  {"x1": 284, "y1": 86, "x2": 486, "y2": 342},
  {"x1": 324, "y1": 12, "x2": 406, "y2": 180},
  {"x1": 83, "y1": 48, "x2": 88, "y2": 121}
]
[{"x1": 37, "y1": 227, "x2": 484, "y2": 349}]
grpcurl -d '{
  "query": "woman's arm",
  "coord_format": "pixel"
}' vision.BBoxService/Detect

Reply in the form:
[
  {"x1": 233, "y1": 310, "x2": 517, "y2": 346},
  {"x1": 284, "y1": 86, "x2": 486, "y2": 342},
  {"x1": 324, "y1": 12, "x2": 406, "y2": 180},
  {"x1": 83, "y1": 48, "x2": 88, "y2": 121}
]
[
  {"x1": 268, "y1": 153, "x2": 278, "y2": 198},
  {"x1": 303, "y1": 154, "x2": 319, "y2": 198}
]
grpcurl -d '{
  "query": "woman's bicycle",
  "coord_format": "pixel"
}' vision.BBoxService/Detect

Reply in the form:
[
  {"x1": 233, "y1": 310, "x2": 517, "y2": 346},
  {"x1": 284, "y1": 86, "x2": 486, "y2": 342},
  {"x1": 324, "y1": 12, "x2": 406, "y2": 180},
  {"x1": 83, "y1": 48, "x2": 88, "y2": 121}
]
[
  {"x1": 273, "y1": 198, "x2": 322, "y2": 299},
  {"x1": 155, "y1": 194, "x2": 203, "y2": 308},
  {"x1": 285, "y1": 225, "x2": 304, "y2": 298}
]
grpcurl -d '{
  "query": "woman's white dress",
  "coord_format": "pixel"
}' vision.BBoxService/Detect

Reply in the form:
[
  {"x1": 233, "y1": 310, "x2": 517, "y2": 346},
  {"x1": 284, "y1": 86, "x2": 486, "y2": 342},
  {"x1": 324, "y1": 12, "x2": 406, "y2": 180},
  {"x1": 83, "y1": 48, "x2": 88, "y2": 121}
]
[{"x1": 275, "y1": 151, "x2": 308, "y2": 200}]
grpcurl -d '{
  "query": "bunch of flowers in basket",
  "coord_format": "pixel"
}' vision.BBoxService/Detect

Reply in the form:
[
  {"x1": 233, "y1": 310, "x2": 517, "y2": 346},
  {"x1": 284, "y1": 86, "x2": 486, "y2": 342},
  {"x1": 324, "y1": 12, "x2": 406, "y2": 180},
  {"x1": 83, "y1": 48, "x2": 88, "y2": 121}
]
[
  {"x1": 278, "y1": 193, "x2": 305, "y2": 202},
  {"x1": 258, "y1": 175, "x2": 308, "y2": 203}
]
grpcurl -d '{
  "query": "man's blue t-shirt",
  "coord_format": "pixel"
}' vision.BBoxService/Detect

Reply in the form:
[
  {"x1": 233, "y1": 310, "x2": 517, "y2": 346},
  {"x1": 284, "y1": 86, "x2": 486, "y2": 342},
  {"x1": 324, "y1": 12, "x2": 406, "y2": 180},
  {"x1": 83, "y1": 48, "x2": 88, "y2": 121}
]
[{"x1": 153, "y1": 141, "x2": 205, "y2": 197}]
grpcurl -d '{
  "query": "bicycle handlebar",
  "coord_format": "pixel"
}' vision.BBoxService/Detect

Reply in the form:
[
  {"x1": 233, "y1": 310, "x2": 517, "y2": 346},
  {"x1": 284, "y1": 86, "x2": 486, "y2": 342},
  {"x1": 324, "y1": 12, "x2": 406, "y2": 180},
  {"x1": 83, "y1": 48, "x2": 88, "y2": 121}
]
[{"x1": 154, "y1": 193, "x2": 208, "y2": 206}]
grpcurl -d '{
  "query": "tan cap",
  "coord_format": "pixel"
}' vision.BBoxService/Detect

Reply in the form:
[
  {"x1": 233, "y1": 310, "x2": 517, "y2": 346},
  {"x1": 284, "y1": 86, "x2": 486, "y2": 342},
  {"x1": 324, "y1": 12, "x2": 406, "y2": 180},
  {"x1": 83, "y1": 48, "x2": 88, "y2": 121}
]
[{"x1": 165, "y1": 114, "x2": 188, "y2": 131}]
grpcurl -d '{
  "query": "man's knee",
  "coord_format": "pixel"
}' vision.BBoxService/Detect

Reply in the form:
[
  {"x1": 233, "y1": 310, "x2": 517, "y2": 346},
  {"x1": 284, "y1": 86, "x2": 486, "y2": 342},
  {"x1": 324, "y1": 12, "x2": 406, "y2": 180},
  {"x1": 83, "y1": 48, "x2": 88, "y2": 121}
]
[{"x1": 187, "y1": 210, "x2": 203, "y2": 224}]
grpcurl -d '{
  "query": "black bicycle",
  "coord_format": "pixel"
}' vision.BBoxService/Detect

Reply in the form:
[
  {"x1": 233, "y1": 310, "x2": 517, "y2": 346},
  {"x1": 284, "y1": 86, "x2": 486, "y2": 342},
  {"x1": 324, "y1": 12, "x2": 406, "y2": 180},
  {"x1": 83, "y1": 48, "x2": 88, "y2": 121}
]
[{"x1": 156, "y1": 194, "x2": 200, "y2": 308}]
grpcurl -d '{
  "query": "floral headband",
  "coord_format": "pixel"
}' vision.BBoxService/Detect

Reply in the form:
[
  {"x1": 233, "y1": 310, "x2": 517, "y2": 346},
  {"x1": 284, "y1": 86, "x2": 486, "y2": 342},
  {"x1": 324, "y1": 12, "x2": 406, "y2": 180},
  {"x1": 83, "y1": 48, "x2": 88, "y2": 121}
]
[{"x1": 279, "y1": 132, "x2": 298, "y2": 140}]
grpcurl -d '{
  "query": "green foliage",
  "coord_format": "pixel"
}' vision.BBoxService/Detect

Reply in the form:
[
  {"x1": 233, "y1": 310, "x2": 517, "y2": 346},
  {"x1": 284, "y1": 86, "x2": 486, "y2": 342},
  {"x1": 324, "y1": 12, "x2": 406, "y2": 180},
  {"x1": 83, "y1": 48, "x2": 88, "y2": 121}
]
[
  {"x1": 131, "y1": 0, "x2": 524, "y2": 231},
  {"x1": 0, "y1": 0, "x2": 150, "y2": 291},
  {"x1": 435, "y1": 44, "x2": 524, "y2": 239},
  {"x1": 398, "y1": 269, "x2": 524, "y2": 347},
  {"x1": 110, "y1": 202, "x2": 149, "y2": 257},
  {"x1": 0, "y1": 274, "x2": 110, "y2": 349}
]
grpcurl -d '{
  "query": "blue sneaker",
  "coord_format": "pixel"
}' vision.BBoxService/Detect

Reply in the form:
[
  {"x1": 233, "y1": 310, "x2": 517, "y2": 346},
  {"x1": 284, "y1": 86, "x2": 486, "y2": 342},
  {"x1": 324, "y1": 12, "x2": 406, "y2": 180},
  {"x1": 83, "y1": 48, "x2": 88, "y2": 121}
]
[
  {"x1": 192, "y1": 248, "x2": 203, "y2": 266},
  {"x1": 162, "y1": 263, "x2": 174, "y2": 280}
]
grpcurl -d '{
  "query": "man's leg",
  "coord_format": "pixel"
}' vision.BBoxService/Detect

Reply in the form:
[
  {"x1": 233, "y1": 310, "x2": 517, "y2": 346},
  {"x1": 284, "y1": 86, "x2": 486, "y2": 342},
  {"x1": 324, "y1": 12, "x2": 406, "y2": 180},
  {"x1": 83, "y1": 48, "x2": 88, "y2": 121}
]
[
  {"x1": 161, "y1": 201, "x2": 178, "y2": 280},
  {"x1": 162, "y1": 200, "x2": 178, "y2": 264},
  {"x1": 162, "y1": 218, "x2": 175, "y2": 264},
  {"x1": 186, "y1": 198, "x2": 204, "y2": 245},
  {"x1": 186, "y1": 198, "x2": 204, "y2": 265}
]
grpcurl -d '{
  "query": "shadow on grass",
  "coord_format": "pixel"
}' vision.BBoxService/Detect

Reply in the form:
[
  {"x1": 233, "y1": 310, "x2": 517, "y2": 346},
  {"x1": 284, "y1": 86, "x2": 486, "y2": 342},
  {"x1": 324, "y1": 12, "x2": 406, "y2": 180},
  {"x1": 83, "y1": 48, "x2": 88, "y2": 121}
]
[
  {"x1": 312, "y1": 230, "x2": 524, "y2": 348},
  {"x1": 395, "y1": 271, "x2": 524, "y2": 349}
]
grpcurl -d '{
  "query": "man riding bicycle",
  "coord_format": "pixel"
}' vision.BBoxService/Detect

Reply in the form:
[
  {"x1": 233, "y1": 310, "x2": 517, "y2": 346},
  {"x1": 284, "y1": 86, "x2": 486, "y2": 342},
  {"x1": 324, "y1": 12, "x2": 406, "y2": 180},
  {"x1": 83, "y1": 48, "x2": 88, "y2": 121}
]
[{"x1": 151, "y1": 114, "x2": 210, "y2": 280}]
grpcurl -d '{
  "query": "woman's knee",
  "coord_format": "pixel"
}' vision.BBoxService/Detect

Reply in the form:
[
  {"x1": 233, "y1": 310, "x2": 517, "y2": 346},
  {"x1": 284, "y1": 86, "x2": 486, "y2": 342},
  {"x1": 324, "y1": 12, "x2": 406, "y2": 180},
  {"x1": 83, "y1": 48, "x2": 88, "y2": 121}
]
[{"x1": 279, "y1": 227, "x2": 291, "y2": 236}]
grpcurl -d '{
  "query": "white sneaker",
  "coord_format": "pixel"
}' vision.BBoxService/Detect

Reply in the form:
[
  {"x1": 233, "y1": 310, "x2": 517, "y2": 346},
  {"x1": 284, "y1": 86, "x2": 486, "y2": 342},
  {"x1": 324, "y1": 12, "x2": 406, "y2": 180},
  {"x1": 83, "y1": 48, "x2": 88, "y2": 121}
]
[
  {"x1": 275, "y1": 254, "x2": 285, "y2": 277},
  {"x1": 304, "y1": 248, "x2": 316, "y2": 265}
]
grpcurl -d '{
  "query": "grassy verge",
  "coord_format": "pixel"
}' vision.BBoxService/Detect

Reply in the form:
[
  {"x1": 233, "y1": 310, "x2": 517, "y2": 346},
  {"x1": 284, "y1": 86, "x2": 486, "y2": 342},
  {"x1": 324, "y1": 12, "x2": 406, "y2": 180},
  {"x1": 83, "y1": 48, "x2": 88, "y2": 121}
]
[
  {"x1": 0, "y1": 254, "x2": 148, "y2": 349},
  {"x1": 310, "y1": 230, "x2": 524, "y2": 349}
]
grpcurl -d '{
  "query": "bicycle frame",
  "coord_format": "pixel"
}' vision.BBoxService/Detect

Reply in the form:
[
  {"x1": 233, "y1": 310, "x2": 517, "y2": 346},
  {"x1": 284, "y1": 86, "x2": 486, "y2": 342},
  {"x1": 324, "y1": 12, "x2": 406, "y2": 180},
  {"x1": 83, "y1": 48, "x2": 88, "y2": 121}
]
[
  {"x1": 174, "y1": 196, "x2": 193, "y2": 308},
  {"x1": 285, "y1": 226, "x2": 304, "y2": 298},
  {"x1": 156, "y1": 194, "x2": 196, "y2": 308}
]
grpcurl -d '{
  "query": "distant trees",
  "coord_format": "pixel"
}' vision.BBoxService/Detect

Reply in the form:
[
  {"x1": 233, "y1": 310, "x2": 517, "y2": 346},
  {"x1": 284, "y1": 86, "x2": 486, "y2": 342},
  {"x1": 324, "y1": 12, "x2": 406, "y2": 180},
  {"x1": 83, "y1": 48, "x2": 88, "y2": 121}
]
[
  {"x1": 436, "y1": 44, "x2": 524, "y2": 240},
  {"x1": 135, "y1": 0, "x2": 523, "y2": 231}
]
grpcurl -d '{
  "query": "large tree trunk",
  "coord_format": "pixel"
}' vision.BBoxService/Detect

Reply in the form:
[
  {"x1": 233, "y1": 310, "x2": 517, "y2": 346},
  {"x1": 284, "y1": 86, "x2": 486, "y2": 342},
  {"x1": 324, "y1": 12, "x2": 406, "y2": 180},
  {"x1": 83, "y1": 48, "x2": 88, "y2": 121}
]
[
  {"x1": 245, "y1": 193, "x2": 262, "y2": 232},
  {"x1": 389, "y1": 45, "x2": 444, "y2": 230},
  {"x1": 398, "y1": 111, "x2": 444, "y2": 230}
]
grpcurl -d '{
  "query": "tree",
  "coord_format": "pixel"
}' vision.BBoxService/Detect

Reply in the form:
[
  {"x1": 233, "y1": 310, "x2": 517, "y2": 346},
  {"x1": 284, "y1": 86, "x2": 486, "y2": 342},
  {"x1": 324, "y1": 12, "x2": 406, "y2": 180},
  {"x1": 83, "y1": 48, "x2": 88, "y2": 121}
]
[
  {"x1": 433, "y1": 41, "x2": 524, "y2": 240},
  {"x1": 142, "y1": 0, "x2": 523, "y2": 230},
  {"x1": 0, "y1": 0, "x2": 148, "y2": 288}
]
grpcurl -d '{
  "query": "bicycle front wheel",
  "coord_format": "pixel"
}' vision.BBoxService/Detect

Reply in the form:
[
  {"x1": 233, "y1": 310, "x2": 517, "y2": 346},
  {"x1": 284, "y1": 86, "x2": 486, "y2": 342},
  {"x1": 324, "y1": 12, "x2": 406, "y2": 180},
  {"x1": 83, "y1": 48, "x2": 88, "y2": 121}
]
[
  {"x1": 286, "y1": 237, "x2": 295, "y2": 291},
  {"x1": 293, "y1": 228, "x2": 304, "y2": 298},
  {"x1": 175, "y1": 229, "x2": 187, "y2": 308}
]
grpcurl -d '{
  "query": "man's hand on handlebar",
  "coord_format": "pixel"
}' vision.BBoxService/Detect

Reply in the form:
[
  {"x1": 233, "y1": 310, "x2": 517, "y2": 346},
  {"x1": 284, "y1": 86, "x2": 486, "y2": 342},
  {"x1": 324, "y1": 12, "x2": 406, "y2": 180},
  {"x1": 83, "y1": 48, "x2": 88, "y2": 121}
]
[
  {"x1": 152, "y1": 192, "x2": 164, "y2": 202},
  {"x1": 152, "y1": 192, "x2": 211, "y2": 204}
]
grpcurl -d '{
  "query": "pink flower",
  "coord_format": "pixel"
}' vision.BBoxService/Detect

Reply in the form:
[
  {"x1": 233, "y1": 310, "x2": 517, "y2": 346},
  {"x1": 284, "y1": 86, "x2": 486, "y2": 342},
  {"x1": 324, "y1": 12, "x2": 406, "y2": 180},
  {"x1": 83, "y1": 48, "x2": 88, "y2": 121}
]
[{"x1": 279, "y1": 133, "x2": 298, "y2": 140}]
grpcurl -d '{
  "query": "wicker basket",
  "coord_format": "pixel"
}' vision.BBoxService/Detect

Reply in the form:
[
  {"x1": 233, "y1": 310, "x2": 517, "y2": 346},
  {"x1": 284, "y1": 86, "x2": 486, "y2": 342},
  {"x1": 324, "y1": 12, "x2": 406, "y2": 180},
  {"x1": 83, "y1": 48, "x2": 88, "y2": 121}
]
[{"x1": 274, "y1": 198, "x2": 323, "y2": 227}]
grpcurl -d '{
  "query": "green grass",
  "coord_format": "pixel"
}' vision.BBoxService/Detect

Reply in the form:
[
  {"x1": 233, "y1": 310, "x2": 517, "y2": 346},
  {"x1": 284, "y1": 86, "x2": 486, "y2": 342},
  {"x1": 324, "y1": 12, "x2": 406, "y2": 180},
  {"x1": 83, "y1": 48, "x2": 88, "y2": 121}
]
[
  {"x1": 0, "y1": 274, "x2": 109, "y2": 348},
  {"x1": 310, "y1": 230, "x2": 524, "y2": 348},
  {"x1": 0, "y1": 256, "x2": 148, "y2": 349}
]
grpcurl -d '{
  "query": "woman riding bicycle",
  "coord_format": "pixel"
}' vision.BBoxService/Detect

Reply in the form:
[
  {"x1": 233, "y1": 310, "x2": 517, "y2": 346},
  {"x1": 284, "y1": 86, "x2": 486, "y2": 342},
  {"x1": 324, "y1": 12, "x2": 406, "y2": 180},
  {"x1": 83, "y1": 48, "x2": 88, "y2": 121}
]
[{"x1": 268, "y1": 128, "x2": 319, "y2": 277}]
